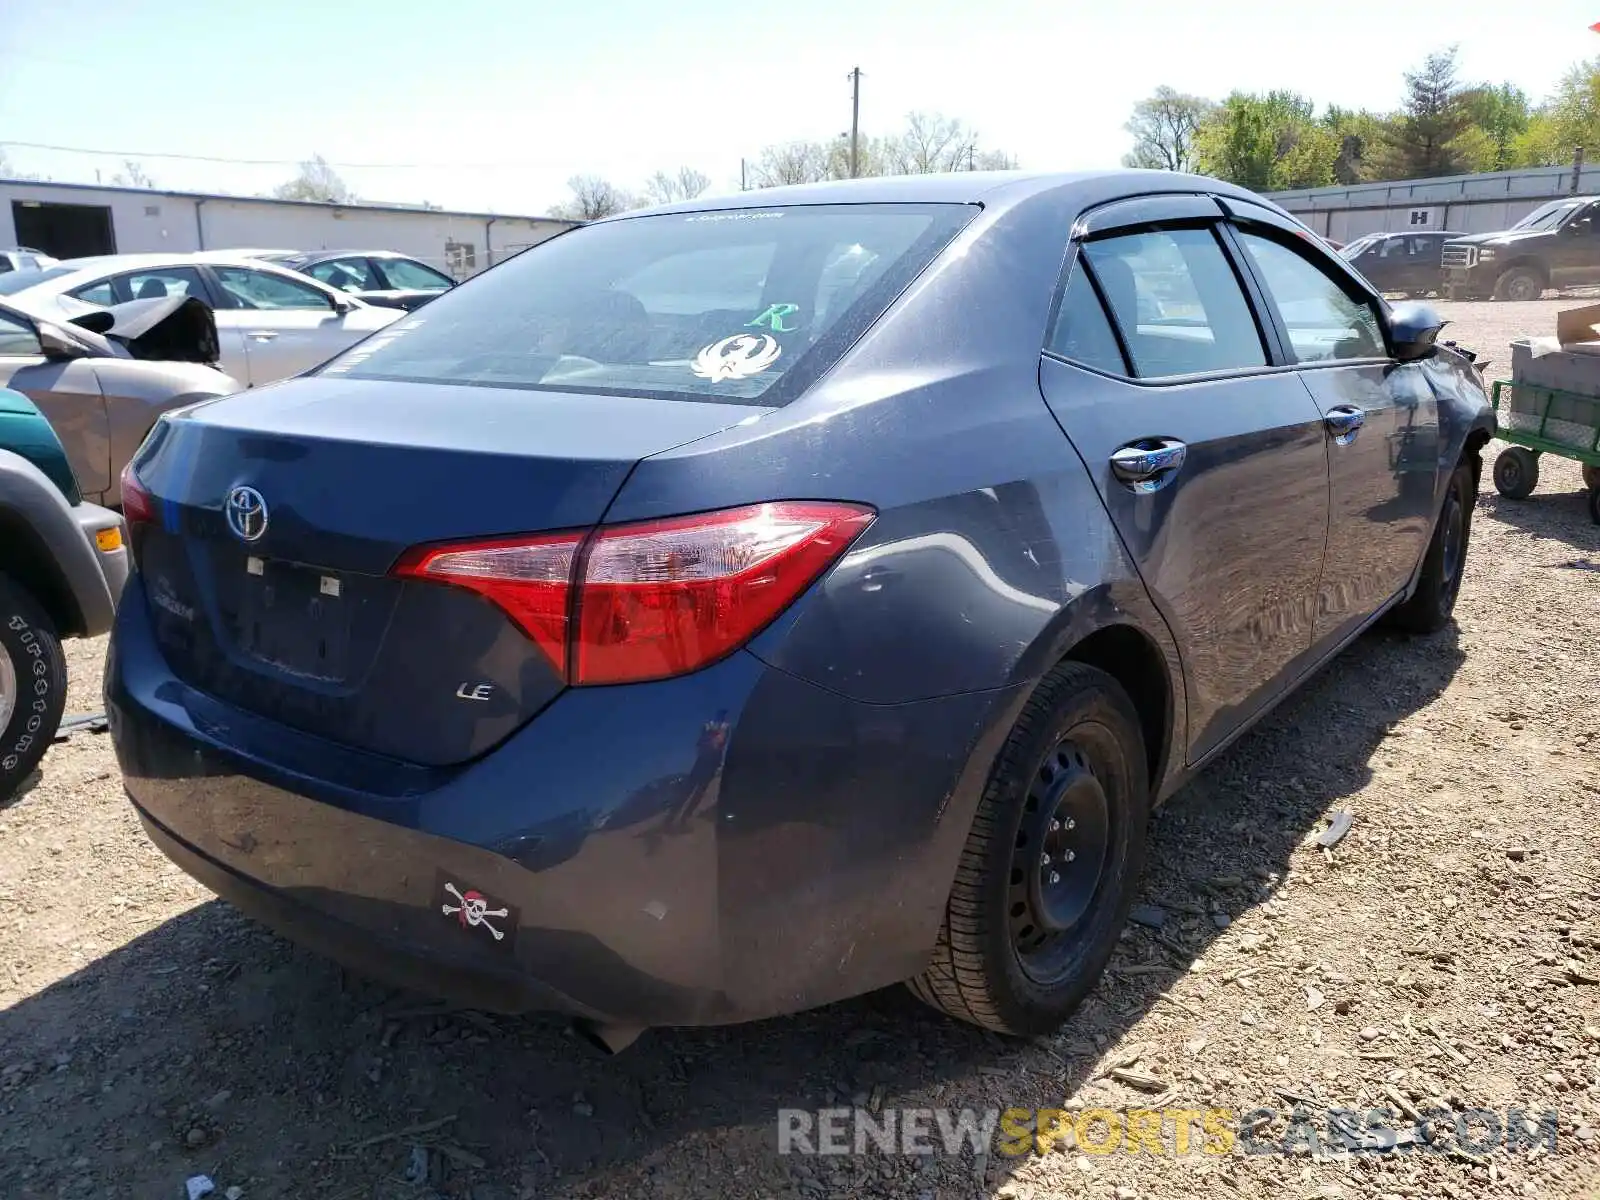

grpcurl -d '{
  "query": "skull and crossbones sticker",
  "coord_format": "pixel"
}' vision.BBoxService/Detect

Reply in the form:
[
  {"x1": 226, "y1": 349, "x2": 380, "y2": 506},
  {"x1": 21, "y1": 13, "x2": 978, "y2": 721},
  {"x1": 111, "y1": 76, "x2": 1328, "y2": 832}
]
[{"x1": 441, "y1": 880, "x2": 510, "y2": 941}]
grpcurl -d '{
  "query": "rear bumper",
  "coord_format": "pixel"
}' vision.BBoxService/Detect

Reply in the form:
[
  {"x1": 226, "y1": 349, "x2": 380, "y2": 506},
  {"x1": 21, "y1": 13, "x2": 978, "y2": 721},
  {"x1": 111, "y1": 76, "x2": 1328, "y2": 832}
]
[{"x1": 107, "y1": 580, "x2": 1022, "y2": 1026}]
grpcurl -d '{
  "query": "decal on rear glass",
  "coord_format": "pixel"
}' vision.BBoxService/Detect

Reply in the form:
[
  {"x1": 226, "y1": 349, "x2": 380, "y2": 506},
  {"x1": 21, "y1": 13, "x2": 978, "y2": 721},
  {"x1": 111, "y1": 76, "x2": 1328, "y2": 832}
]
[
  {"x1": 691, "y1": 334, "x2": 782, "y2": 382},
  {"x1": 746, "y1": 302, "x2": 800, "y2": 333}
]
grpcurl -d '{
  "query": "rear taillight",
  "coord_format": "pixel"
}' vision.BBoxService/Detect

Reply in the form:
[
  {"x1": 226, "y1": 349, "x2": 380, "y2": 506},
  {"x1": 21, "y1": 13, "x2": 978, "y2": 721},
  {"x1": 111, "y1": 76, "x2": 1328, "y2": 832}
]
[
  {"x1": 393, "y1": 532, "x2": 582, "y2": 676},
  {"x1": 575, "y1": 502, "x2": 875, "y2": 684},
  {"x1": 120, "y1": 462, "x2": 154, "y2": 524},
  {"x1": 393, "y1": 501, "x2": 874, "y2": 686}
]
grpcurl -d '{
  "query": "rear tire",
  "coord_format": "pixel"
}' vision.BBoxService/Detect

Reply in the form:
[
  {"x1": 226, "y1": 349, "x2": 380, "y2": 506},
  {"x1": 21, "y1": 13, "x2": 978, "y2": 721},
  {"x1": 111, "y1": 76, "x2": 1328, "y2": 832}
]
[
  {"x1": 1582, "y1": 464, "x2": 1600, "y2": 493},
  {"x1": 908, "y1": 661, "x2": 1148, "y2": 1036},
  {"x1": 0, "y1": 575, "x2": 67, "y2": 803},
  {"x1": 1493, "y1": 267, "x2": 1545, "y2": 302},
  {"x1": 1493, "y1": 447, "x2": 1539, "y2": 500},
  {"x1": 1589, "y1": 487, "x2": 1600, "y2": 526},
  {"x1": 1389, "y1": 463, "x2": 1474, "y2": 635}
]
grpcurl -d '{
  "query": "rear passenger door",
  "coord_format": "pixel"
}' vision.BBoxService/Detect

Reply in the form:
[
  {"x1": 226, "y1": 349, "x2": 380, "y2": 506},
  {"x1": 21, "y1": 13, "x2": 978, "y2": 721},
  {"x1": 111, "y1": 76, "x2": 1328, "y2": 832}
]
[
  {"x1": 1037, "y1": 195, "x2": 1331, "y2": 763},
  {"x1": 1222, "y1": 201, "x2": 1440, "y2": 653},
  {"x1": 207, "y1": 266, "x2": 352, "y2": 385}
]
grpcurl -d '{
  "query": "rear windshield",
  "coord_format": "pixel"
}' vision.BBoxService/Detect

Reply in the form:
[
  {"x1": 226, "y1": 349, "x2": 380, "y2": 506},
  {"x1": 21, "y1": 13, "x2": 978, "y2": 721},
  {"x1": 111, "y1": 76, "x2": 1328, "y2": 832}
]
[
  {"x1": 0, "y1": 266, "x2": 73, "y2": 296},
  {"x1": 320, "y1": 202, "x2": 975, "y2": 404}
]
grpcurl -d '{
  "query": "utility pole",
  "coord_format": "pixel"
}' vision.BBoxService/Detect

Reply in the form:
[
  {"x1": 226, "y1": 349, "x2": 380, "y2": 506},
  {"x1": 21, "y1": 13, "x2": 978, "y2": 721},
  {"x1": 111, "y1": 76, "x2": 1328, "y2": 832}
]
[
  {"x1": 740, "y1": 158, "x2": 747, "y2": 191},
  {"x1": 848, "y1": 66, "x2": 862, "y2": 178},
  {"x1": 1572, "y1": 145, "x2": 1586, "y2": 195},
  {"x1": 968, "y1": 144, "x2": 976, "y2": 171}
]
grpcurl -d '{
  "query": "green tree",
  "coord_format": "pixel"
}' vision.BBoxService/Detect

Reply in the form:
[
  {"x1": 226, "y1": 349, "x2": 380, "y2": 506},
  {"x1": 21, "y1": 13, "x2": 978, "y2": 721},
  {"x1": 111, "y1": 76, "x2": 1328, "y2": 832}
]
[
  {"x1": 1509, "y1": 111, "x2": 1565, "y2": 167},
  {"x1": 1546, "y1": 59, "x2": 1600, "y2": 156},
  {"x1": 1123, "y1": 87, "x2": 1216, "y2": 173},
  {"x1": 1373, "y1": 48, "x2": 1472, "y2": 179},
  {"x1": 1458, "y1": 83, "x2": 1531, "y2": 171},
  {"x1": 1195, "y1": 91, "x2": 1324, "y2": 190}
]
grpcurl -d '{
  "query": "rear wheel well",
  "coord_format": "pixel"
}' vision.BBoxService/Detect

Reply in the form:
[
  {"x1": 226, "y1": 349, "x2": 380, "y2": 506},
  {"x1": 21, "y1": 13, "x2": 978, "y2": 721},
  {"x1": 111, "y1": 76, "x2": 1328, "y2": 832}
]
[
  {"x1": 1063, "y1": 625, "x2": 1170, "y2": 791},
  {"x1": 0, "y1": 510, "x2": 84, "y2": 636}
]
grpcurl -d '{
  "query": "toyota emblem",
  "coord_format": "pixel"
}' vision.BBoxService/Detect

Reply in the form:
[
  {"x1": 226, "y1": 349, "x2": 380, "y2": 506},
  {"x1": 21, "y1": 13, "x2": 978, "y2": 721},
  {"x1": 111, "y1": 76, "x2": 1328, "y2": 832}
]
[{"x1": 225, "y1": 486, "x2": 268, "y2": 542}]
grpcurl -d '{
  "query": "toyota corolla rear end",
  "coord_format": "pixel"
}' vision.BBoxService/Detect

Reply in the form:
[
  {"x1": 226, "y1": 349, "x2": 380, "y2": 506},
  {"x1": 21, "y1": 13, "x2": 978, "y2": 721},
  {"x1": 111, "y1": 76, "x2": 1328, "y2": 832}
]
[{"x1": 105, "y1": 199, "x2": 989, "y2": 1035}]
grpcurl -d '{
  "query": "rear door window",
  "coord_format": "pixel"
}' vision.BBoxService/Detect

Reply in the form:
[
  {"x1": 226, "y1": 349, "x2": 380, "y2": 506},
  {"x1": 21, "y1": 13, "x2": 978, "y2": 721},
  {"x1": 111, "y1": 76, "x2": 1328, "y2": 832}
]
[
  {"x1": 320, "y1": 203, "x2": 976, "y2": 404},
  {"x1": 0, "y1": 309, "x2": 41, "y2": 356},
  {"x1": 116, "y1": 266, "x2": 209, "y2": 303},
  {"x1": 69, "y1": 278, "x2": 117, "y2": 306},
  {"x1": 1078, "y1": 227, "x2": 1267, "y2": 378},
  {"x1": 376, "y1": 257, "x2": 454, "y2": 290},
  {"x1": 214, "y1": 267, "x2": 334, "y2": 310},
  {"x1": 1047, "y1": 265, "x2": 1127, "y2": 376},
  {"x1": 307, "y1": 257, "x2": 378, "y2": 292}
]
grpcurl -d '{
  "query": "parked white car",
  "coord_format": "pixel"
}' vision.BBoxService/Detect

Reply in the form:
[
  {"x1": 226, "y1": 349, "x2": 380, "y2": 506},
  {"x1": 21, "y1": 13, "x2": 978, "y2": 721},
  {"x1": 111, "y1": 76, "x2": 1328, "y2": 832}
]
[{"x1": 0, "y1": 253, "x2": 402, "y2": 387}]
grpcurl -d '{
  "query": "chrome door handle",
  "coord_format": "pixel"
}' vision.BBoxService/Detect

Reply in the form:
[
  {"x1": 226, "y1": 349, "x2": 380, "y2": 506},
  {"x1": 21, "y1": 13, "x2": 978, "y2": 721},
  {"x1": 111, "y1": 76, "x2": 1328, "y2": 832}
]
[
  {"x1": 247, "y1": 330, "x2": 279, "y2": 342},
  {"x1": 1109, "y1": 438, "x2": 1188, "y2": 493},
  {"x1": 1325, "y1": 405, "x2": 1366, "y2": 445}
]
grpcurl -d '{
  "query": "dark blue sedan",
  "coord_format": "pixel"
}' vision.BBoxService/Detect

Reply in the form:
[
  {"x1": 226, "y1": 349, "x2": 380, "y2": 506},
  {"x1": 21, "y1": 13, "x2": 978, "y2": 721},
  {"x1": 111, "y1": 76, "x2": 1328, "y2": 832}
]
[{"x1": 107, "y1": 171, "x2": 1494, "y2": 1049}]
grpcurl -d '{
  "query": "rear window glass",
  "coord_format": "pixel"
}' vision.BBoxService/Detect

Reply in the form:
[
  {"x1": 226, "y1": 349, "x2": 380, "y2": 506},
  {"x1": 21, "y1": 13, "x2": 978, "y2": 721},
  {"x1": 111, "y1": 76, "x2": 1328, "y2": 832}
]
[
  {"x1": 0, "y1": 266, "x2": 73, "y2": 296},
  {"x1": 320, "y1": 203, "x2": 975, "y2": 404}
]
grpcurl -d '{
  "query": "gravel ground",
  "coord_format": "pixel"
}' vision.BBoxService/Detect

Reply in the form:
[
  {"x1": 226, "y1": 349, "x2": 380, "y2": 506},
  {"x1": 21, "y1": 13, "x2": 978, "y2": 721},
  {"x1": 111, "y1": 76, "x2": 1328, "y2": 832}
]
[{"x1": 2, "y1": 300, "x2": 1598, "y2": 1200}]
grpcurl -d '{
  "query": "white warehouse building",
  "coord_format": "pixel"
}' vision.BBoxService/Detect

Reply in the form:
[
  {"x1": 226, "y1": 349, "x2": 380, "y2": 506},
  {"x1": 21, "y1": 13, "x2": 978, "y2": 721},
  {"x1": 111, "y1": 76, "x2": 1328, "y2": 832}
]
[{"x1": 0, "y1": 178, "x2": 576, "y2": 277}]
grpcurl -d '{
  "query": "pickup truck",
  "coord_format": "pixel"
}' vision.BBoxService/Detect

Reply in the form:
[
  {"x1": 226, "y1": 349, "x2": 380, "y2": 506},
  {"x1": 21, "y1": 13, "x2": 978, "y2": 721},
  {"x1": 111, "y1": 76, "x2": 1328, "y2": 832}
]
[
  {"x1": 0, "y1": 386, "x2": 128, "y2": 799},
  {"x1": 1443, "y1": 196, "x2": 1600, "y2": 301}
]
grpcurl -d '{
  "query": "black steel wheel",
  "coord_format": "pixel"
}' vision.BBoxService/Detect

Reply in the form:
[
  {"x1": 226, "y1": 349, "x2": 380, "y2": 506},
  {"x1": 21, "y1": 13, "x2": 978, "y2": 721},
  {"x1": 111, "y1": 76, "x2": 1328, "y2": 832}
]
[
  {"x1": 1390, "y1": 462, "x2": 1475, "y2": 635},
  {"x1": 1493, "y1": 267, "x2": 1545, "y2": 302},
  {"x1": 1493, "y1": 447, "x2": 1539, "y2": 500},
  {"x1": 1589, "y1": 486, "x2": 1600, "y2": 526},
  {"x1": 909, "y1": 661, "x2": 1148, "y2": 1035}
]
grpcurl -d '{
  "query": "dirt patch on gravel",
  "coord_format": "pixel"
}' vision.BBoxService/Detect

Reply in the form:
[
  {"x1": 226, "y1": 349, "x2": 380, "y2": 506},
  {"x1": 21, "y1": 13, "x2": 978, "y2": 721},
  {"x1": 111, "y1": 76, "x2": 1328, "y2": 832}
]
[{"x1": 2, "y1": 301, "x2": 1598, "y2": 1200}]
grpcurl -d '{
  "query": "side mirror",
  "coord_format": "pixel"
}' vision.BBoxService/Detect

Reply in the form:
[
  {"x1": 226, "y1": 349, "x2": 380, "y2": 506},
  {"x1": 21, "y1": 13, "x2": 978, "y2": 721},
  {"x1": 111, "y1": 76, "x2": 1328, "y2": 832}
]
[
  {"x1": 37, "y1": 323, "x2": 87, "y2": 360},
  {"x1": 331, "y1": 294, "x2": 354, "y2": 314},
  {"x1": 1388, "y1": 300, "x2": 1445, "y2": 362}
]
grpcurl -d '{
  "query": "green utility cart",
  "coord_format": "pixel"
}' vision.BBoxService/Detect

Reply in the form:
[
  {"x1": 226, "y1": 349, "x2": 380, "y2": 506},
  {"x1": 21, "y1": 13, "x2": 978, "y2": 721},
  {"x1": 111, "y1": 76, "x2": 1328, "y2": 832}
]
[{"x1": 1489, "y1": 380, "x2": 1600, "y2": 524}]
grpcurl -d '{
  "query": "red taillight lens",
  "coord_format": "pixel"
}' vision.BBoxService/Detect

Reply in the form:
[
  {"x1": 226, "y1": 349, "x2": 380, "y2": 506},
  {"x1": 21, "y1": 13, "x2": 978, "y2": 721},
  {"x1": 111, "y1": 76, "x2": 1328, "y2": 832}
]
[
  {"x1": 393, "y1": 532, "x2": 583, "y2": 676},
  {"x1": 391, "y1": 501, "x2": 874, "y2": 686},
  {"x1": 574, "y1": 502, "x2": 875, "y2": 685},
  {"x1": 120, "y1": 462, "x2": 154, "y2": 524}
]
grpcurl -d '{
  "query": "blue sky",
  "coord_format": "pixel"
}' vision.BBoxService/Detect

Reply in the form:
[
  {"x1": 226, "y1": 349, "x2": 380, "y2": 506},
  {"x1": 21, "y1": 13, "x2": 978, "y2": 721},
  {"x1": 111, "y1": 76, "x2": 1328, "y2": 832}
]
[{"x1": 0, "y1": 0, "x2": 1594, "y2": 216}]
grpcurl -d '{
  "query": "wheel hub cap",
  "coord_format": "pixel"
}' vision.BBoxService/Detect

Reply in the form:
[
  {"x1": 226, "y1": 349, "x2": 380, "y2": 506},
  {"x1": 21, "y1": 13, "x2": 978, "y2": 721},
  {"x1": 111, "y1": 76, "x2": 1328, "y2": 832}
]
[
  {"x1": 1009, "y1": 740, "x2": 1111, "y2": 975},
  {"x1": 0, "y1": 645, "x2": 15, "y2": 737},
  {"x1": 1441, "y1": 492, "x2": 1464, "y2": 594}
]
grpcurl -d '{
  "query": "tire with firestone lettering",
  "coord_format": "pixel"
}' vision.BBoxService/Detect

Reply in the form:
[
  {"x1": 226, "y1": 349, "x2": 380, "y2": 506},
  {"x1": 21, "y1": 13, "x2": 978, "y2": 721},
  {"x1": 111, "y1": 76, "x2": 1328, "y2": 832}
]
[{"x1": 0, "y1": 574, "x2": 66, "y2": 802}]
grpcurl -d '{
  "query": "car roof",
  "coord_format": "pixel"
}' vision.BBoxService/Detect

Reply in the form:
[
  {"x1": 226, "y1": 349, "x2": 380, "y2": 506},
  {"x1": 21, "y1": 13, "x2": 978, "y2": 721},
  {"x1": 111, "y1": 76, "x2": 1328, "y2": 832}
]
[
  {"x1": 605, "y1": 169, "x2": 1278, "y2": 221},
  {"x1": 283, "y1": 249, "x2": 421, "y2": 264},
  {"x1": 56, "y1": 251, "x2": 310, "y2": 271}
]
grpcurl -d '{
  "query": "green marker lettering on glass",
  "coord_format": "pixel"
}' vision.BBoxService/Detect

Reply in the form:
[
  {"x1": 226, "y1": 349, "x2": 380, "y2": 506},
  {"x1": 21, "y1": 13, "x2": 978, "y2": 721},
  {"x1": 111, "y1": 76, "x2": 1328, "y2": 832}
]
[{"x1": 746, "y1": 303, "x2": 800, "y2": 333}]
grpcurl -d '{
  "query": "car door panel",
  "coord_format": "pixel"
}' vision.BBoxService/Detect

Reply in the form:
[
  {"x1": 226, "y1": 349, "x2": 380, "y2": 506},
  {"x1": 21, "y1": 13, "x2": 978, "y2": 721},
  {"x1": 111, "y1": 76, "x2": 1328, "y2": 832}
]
[
  {"x1": 1040, "y1": 359, "x2": 1330, "y2": 760},
  {"x1": 0, "y1": 310, "x2": 111, "y2": 498},
  {"x1": 1298, "y1": 364, "x2": 1439, "y2": 645},
  {"x1": 1038, "y1": 213, "x2": 1330, "y2": 762},
  {"x1": 0, "y1": 356, "x2": 111, "y2": 498},
  {"x1": 1227, "y1": 223, "x2": 1441, "y2": 652},
  {"x1": 208, "y1": 266, "x2": 370, "y2": 385}
]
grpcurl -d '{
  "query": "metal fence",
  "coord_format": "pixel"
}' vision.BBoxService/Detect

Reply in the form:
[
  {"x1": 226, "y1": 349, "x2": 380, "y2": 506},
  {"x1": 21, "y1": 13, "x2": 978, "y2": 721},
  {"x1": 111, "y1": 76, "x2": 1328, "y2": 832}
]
[{"x1": 1267, "y1": 163, "x2": 1600, "y2": 240}]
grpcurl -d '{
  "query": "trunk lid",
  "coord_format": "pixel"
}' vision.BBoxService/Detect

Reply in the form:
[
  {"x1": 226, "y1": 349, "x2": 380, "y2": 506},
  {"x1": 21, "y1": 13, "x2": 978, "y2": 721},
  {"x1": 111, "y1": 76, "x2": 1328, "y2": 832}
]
[{"x1": 132, "y1": 376, "x2": 769, "y2": 765}]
